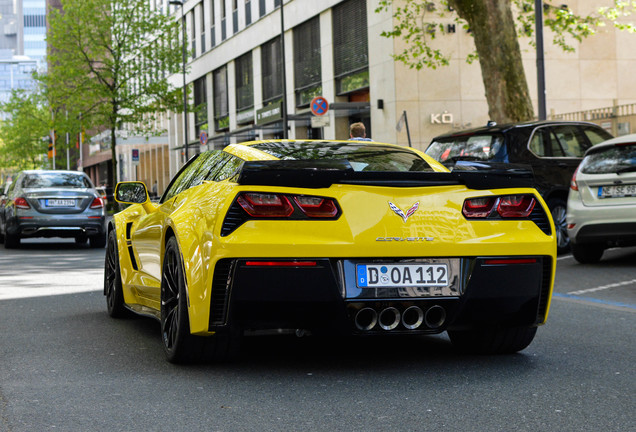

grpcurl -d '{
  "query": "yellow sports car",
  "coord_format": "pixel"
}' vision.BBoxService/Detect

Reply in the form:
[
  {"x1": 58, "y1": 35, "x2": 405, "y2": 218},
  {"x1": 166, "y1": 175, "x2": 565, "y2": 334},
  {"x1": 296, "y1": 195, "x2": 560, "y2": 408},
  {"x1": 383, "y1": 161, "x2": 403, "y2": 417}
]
[{"x1": 104, "y1": 140, "x2": 556, "y2": 363}]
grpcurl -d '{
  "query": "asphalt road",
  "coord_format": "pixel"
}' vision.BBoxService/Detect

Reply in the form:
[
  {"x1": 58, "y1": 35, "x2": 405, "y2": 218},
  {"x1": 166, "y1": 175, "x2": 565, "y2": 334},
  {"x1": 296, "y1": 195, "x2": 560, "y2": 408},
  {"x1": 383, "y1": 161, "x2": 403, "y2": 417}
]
[{"x1": 0, "y1": 239, "x2": 634, "y2": 432}]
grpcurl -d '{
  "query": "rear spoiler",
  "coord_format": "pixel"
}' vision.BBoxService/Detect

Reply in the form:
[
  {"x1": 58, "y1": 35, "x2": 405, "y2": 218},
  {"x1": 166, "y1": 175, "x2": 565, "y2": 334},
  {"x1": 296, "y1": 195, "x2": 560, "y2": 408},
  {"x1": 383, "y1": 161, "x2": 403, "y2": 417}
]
[{"x1": 236, "y1": 160, "x2": 535, "y2": 190}]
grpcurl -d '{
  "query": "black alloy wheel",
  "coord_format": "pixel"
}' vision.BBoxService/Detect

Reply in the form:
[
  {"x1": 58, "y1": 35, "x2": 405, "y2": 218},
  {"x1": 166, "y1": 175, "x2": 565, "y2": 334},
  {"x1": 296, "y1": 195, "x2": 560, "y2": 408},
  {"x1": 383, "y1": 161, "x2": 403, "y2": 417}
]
[
  {"x1": 548, "y1": 198, "x2": 570, "y2": 254},
  {"x1": 161, "y1": 236, "x2": 200, "y2": 363},
  {"x1": 104, "y1": 230, "x2": 128, "y2": 318},
  {"x1": 4, "y1": 231, "x2": 19, "y2": 249},
  {"x1": 160, "y1": 236, "x2": 241, "y2": 364},
  {"x1": 90, "y1": 233, "x2": 107, "y2": 248}
]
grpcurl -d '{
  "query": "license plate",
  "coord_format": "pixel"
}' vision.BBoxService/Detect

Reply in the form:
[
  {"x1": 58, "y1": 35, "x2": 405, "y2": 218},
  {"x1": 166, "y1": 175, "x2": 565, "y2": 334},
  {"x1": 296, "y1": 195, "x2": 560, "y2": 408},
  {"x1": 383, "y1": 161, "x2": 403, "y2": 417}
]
[
  {"x1": 356, "y1": 263, "x2": 449, "y2": 288},
  {"x1": 598, "y1": 184, "x2": 636, "y2": 198},
  {"x1": 46, "y1": 199, "x2": 76, "y2": 207}
]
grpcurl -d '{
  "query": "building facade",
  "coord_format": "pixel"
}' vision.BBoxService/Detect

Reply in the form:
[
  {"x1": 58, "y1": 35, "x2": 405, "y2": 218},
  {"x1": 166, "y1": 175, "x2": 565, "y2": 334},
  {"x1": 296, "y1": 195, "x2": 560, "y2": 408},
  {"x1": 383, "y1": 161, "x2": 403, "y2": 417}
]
[{"x1": 160, "y1": 0, "x2": 636, "y2": 179}]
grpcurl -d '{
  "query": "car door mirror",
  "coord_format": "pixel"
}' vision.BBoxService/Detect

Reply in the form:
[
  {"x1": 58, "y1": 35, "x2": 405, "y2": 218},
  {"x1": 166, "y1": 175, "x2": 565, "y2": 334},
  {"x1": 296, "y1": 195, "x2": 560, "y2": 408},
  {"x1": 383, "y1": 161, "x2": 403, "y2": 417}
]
[{"x1": 115, "y1": 182, "x2": 149, "y2": 204}]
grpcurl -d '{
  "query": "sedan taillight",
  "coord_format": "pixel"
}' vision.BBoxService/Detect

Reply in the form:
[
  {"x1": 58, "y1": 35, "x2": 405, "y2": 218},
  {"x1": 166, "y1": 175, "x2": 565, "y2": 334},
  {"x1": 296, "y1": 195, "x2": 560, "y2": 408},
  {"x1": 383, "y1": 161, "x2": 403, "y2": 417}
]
[
  {"x1": 14, "y1": 197, "x2": 30, "y2": 209},
  {"x1": 570, "y1": 166, "x2": 580, "y2": 191},
  {"x1": 90, "y1": 197, "x2": 104, "y2": 209}
]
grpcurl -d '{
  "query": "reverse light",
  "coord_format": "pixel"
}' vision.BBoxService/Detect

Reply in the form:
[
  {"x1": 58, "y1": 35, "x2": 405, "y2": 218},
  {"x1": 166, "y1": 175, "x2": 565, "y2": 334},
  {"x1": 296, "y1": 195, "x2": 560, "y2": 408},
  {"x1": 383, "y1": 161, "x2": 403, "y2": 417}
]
[
  {"x1": 90, "y1": 197, "x2": 104, "y2": 209},
  {"x1": 294, "y1": 196, "x2": 338, "y2": 217},
  {"x1": 14, "y1": 197, "x2": 30, "y2": 209},
  {"x1": 462, "y1": 197, "x2": 496, "y2": 218},
  {"x1": 497, "y1": 195, "x2": 536, "y2": 218},
  {"x1": 237, "y1": 193, "x2": 294, "y2": 217}
]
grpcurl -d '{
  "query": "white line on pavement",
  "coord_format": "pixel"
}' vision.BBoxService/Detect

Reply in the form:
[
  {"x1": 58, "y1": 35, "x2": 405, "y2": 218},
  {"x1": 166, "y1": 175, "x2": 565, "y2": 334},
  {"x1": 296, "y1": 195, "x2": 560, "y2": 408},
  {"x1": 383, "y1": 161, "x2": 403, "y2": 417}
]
[{"x1": 567, "y1": 279, "x2": 636, "y2": 295}]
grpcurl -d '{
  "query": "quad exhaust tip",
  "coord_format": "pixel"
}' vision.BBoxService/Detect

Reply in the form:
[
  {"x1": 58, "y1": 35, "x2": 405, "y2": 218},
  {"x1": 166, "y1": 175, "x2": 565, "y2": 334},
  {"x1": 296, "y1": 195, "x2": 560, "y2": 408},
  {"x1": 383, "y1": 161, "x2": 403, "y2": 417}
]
[{"x1": 354, "y1": 305, "x2": 446, "y2": 331}]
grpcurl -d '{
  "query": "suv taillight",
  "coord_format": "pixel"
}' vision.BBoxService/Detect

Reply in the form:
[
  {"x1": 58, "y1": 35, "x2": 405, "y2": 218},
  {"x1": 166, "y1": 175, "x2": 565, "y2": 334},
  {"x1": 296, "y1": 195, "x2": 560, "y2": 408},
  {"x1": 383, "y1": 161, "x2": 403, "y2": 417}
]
[
  {"x1": 463, "y1": 194, "x2": 536, "y2": 219},
  {"x1": 14, "y1": 197, "x2": 30, "y2": 209},
  {"x1": 90, "y1": 197, "x2": 104, "y2": 209}
]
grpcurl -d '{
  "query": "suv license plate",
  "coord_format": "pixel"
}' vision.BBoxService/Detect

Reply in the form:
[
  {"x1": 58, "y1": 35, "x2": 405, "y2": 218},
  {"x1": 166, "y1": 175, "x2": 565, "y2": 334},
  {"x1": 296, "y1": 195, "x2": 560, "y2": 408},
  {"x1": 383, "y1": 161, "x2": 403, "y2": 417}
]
[
  {"x1": 356, "y1": 263, "x2": 448, "y2": 288},
  {"x1": 46, "y1": 199, "x2": 76, "y2": 207}
]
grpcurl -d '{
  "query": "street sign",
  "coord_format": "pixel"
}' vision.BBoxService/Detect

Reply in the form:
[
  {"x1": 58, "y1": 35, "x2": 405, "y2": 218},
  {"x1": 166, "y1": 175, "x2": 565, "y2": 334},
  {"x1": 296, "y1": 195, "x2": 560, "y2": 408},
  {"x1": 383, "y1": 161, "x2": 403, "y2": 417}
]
[
  {"x1": 311, "y1": 115, "x2": 330, "y2": 128},
  {"x1": 199, "y1": 131, "x2": 208, "y2": 146},
  {"x1": 310, "y1": 96, "x2": 329, "y2": 116},
  {"x1": 132, "y1": 148, "x2": 139, "y2": 165}
]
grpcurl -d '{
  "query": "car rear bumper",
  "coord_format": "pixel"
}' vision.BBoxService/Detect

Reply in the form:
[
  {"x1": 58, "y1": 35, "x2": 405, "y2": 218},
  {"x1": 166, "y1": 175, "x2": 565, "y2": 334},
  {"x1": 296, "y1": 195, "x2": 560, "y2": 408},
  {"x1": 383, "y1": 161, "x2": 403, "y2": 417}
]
[
  {"x1": 206, "y1": 256, "x2": 553, "y2": 336},
  {"x1": 7, "y1": 216, "x2": 106, "y2": 238},
  {"x1": 570, "y1": 222, "x2": 636, "y2": 246}
]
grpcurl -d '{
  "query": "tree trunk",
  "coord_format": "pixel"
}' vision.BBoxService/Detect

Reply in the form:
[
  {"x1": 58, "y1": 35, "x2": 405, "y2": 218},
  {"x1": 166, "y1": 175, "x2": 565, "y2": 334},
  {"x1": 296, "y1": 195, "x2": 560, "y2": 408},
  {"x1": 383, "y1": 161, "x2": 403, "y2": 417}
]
[
  {"x1": 110, "y1": 125, "x2": 117, "y2": 190},
  {"x1": 449, "y1": 0, "x2": 535, "y2": 123}
]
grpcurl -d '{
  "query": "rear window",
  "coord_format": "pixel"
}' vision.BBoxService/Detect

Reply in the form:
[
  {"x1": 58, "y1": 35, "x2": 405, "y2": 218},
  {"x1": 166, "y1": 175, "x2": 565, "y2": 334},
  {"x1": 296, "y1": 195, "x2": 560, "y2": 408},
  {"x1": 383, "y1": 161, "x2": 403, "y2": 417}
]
[
  {"x1": 580, "y1": 143, "x2": 636, "y2": 174},
  {"x1": 22, "y1": 172, "x2": 93, "y2": 189},
  {"x1": 425, "y1": 134, "x2": 504, "y2": 163},
  {"x1": 251, "y1": 141, "x2": 434, "y2": 172}
]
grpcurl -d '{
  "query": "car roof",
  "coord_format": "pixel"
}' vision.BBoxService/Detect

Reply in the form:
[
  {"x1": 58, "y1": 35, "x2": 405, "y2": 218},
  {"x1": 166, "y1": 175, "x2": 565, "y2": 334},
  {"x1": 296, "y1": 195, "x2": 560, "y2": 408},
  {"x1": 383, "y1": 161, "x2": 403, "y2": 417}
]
[
  {"x1": 431, "y1": 120, "x2": 605, "y2": 140},
  {"x1": 585, "y1": 133, "x2": 636, "y2": 155}
]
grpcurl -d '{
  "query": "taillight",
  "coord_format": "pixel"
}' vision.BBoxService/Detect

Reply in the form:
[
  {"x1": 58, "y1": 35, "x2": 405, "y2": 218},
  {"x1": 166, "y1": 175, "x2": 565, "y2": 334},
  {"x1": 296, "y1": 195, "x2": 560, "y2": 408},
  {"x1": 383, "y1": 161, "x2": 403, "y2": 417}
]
[
  {"x1": 497, "y1": 195, "x2": 535, "y2": 217},
  {"x1": 293, "y1": 196, "x2": 338, "y2": 217},
  {"x1": 237, "y1": 193, "x2": 294, "y2": 217},
  {"x1": 463, "y1": 194, "x2": 536, "y2": 218},
  {"x1": 570, "y1": 166, "x2": 580, "y2": 191},
  {"x1": 462, "y1": 197, "x2": 496, "y2": 218},
  {"x1": 14, "y1": 197, "x2": 30, "y2": 209},
  {"x1": 90, "y1": 197, "x2": 104, "y2": 209}
]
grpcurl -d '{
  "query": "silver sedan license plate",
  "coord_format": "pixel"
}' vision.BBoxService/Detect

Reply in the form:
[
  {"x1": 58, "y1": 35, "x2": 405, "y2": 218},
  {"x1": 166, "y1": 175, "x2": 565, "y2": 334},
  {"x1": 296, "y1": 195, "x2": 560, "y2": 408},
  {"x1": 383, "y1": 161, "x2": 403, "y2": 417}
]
[
  {"x1": 356, "y1": 263, "x2": 449, "y2": 288},
  {"x1": 46, "y1": 199, "x2": 75, "y2": 207}
]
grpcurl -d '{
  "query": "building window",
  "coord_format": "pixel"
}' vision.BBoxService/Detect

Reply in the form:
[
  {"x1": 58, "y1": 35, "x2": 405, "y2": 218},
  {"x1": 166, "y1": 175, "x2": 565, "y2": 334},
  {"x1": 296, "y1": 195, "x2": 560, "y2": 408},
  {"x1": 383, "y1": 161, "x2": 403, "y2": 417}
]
[
  {"x1": 245, "y1": 0, "x2": 252, "y2": 26},
  {"x1": 189, "y1": 11, "x2": 196, "y2": 58},
  {"x1": 259, "y1": 0, "x2": 265, "y2": 17},
  {"x1": 200, "y1": 2, "x2": 206, "y2": 53},
  {"x1": 221, "y1": 0, "x2": 227, "y2": 40},
  {"x1": 261, "y1": 36, "x2": 282, "y2": 105},
  {"x1": 332, "y1": 0, "x2": 369, "y2": 95},
  {"x1": 235, "y1": 52, "x2": 254, "y2": 124},
  {"x1": 194, "y1": 76, "x2": 208, "y2": 140},
  {"x1": 213, "y1": 66, "x2": 229, "y2": 131},
  {"x1": 293, "y1": 16, "x2": 321, "y2": 107},
  {"x1": 210, "y1": 0, "x2": 216, "y2": 47},
  {"x1": 232, "y1": 0, "x2": 238, "y2": 34}
]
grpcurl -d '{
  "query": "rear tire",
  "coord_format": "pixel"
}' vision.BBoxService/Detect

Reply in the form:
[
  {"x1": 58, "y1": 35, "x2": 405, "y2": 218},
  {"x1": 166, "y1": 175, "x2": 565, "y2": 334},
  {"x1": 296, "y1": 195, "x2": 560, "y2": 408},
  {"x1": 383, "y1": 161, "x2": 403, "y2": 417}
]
[
  {"x1": 161, "y1": 236, "x2": 240, "y2": 364},
  {"x1": 4, "y1": 231, "x2": 19, "y2": 249},
  {"x1": 104, "y1": 230, "x2": 129, "y2": 318},
  {"x1": 75, "y1": 235, "x2": 88, "y2": 245},
  {"x1": 89, "y1": 233, "x2": 106, "y2": 248},
  {"x1": 571, "y1": 243, "x2": 604, "y2": 264},
  {"x1": 448, "y1": 326, "x2": 538, "y2": 354},
  {"x1": 547, "y1": 198, "x2": 570, "y2": 254}
]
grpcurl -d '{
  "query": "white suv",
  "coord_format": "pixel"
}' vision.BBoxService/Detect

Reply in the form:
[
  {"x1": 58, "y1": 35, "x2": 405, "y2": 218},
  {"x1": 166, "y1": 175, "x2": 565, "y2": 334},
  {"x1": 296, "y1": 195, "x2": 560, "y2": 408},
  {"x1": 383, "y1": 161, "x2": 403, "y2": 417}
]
[{"x1": 567, "y1": 134, "x2": 636, "y2": 263}]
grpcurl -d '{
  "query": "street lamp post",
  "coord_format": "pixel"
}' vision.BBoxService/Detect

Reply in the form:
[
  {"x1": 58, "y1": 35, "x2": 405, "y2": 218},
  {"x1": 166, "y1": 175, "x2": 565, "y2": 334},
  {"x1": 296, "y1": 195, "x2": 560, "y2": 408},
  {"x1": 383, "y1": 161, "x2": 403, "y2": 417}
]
[{"x1": 170, "y1": 0, "x2": 189, "y2": 161}]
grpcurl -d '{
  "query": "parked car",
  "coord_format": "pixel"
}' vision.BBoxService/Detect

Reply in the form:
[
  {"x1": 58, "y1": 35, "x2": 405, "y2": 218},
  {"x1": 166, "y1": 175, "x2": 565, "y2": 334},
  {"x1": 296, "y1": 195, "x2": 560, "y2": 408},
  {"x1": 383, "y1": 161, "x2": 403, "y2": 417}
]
[
  {"x1": 567, "y1": 134, "x2": 636, "y2": 263},
  {"x1": 0, "y1": 170, "x2": 106, "y2": 248},
  {"x1": 425, "y1": 120, "x2": 613, "y2": 253},
  {"x1": 106, "y1": 139, "x2": 556, "y2": 363}
]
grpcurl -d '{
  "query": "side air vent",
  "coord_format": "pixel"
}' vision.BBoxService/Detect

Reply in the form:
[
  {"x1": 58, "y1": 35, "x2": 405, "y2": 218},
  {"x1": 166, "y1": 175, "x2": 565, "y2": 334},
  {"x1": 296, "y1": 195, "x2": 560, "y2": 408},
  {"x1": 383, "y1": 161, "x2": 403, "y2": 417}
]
[
  {"x1": 536, "y1": 257, "x2": 553, "y2": 324},
  {"x1": 209, "y1": 259, "x2": 235, "y2": 327},
  {"x1": 529, "y1": 204, "x2": 552, "y2": 236}
]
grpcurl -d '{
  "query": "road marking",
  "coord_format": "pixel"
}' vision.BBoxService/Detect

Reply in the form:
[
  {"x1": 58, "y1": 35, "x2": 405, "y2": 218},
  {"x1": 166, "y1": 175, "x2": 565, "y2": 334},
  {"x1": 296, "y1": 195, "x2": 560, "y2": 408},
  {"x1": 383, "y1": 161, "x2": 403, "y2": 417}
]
[
  {"x1": 567, "y1": 279, "x2": 636, "y2": 295},
  {"x1": 556, "y1": 254, "x2": 572, "y2": 261},
  {"x1": 553, "y1": 293, "x2": 636, "y2": 311}
]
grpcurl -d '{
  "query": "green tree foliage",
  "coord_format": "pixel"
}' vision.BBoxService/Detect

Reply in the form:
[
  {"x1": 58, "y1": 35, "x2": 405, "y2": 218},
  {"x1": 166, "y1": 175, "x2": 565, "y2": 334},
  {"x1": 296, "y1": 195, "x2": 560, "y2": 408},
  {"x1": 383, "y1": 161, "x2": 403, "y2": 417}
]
[
  {"x1": 0, "y1": 89, "x2": 50, "y2": 170},
  {"x1": 47, "y1": 0, "x2": 184, "y2": 187},
  {"x1": 376, "y1": 0, "x2": 636, "y2": 123}
]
